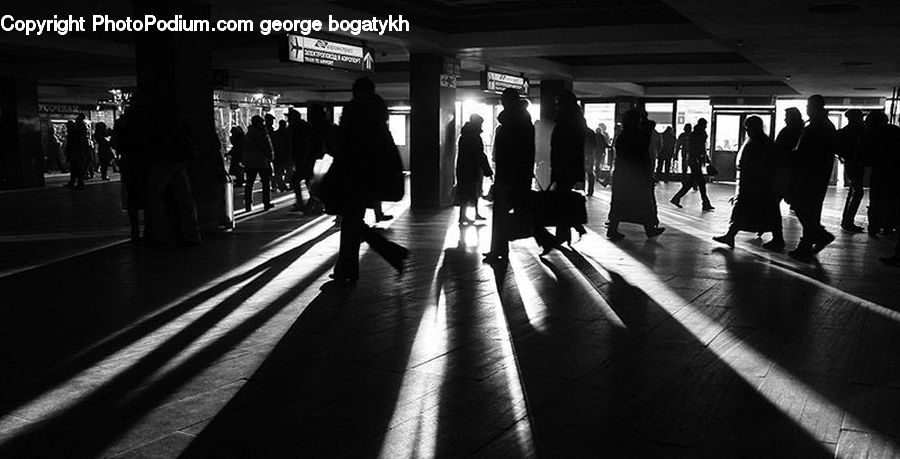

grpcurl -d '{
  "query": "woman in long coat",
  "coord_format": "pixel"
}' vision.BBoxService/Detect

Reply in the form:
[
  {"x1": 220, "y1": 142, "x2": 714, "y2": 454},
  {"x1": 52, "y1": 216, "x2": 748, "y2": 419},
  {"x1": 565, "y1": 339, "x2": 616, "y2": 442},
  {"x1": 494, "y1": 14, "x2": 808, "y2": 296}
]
[
  {"x1": 607, "y1": 108, "x2": 665, "y2": 240},
  {"x1": 550, "y1": 91, "x2": 587, "y2": 244},
  {"x1": 713, "y1": 116, "x2": 785, "y2": 249},
  {"x1": 456, "y1": 114, "x2": 493, "y2": 224}
]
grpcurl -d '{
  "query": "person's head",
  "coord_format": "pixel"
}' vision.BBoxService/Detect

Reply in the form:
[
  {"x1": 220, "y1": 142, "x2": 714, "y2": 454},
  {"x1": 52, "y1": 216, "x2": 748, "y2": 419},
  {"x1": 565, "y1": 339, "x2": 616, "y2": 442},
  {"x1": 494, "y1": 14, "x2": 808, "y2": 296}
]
[
  {"x1": 744, "y1": 115, "x2": 764, "y2": 137},
  {"x1": 845, "y1": 108, "x2": 864, "y2": 125},
  {"x1": 308, "y1": 104, "x2": 326, "y2": 123},
  {"x1": 501, "y1": 88, "x2": 520, "y2": 110},
  {"x1": 250, "y1": 115, "x2": 264, "y2": 127},
  {"x1": 469, "y1": 113, "x2": 484, "y2": 126},
  {"x1": 556, "y1": 90, "x2": 577, "y2": 108},
  {"x1": 664, "y1": 126, "x2": 674, "y2": 134},
  {"x1": 264, "y1": 113, "x2": 275, "y2": 127},
  {"x1": 94, "y1": 121, "x2": 106, "y2": 133},
  {"x1": 598, "y1": 123, "x2": 607, "y2": 132},
  {"x1": 785, "y1": 107, "x2": 803, "y2": 126},
  {"x1": 230, "y1": 126, "x2": 243, "y2": 137},
  {"x1": 76, "y1": 113, "x2": 85, "y2": 122},
  {"x1": 622, "y1": 108, "x2": 642, "y2": 130},
  {"x1": 806, "y1": 94, "x2": 826, "y2": 119},
  {"x1": 278, "y1": 119, "x2": 287, "y2": 129},
  {"x1": 683, "y1": 123, "x2": 692, "y2": 133},
  {"x1": 352, "y1": 77, "x2": 376, "y2": 98},
  {"x1": 695, "y1": 118, "x2": 707, "y2": 131},
  {"x1": 865, "y1": 110, "x2": 889, "y2": 128}
]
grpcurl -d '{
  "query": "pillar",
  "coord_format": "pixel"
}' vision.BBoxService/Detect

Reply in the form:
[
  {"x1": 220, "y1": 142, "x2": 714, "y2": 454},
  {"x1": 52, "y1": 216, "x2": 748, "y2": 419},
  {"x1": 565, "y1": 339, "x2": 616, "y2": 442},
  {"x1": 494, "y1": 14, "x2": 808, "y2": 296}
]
[
  {"x1": 409, "y1": 54, "x2": 457, "y2": 209},
  {"x1": 133, "y1": 0, "x2": 225, "y2": 232},
  {"x1": 0, "y1": 78, "x2": 43, "y2": 190}
]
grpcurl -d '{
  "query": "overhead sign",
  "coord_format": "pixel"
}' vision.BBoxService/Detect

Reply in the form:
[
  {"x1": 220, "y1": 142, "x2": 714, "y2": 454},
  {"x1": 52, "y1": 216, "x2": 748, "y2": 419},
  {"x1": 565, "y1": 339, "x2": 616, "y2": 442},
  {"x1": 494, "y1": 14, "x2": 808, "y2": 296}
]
[
  {"x1": 480, "y1": 70, "x2": 528, "y2": 96},
  {"x1": 283, "y1": 34, "x2": 374, "y2": 72}
]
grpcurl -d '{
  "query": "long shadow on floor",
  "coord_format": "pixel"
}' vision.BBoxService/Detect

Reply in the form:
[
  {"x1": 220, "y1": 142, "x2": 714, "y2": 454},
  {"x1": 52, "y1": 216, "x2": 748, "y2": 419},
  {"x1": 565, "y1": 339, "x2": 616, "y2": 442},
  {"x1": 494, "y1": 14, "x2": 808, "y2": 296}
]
[
  {"x1": 0, "y1": 226, "x2": 338, "y2": 457},
  {"x1": 0, "y1": 223, "x2": 338, "y2": 425},
  {"x1": 565, "y1": 219, "x2": 900, "y2": 452},
  {"x1": 489, "y1": 247, "x2": 835, "y2": 457},
  {"x1": 180, "y1": 211, "x2": 461, "y2": 457}
]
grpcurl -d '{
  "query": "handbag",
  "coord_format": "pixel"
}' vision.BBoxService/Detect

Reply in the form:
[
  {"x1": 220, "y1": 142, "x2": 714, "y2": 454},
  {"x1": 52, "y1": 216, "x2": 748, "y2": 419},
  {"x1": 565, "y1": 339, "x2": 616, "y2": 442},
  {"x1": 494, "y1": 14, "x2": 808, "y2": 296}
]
[{"x1": 529, "y1": 176, "x2": 588, "y2": 227}]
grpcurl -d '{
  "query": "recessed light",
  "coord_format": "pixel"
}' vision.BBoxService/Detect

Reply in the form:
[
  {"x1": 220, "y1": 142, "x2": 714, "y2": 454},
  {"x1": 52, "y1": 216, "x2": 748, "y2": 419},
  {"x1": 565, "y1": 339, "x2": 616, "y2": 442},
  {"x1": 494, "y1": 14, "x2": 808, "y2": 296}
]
[
  {"x1": 809, "y1": 3, "x2": 862, "y2": 14},
  {"x1": 841, "y1": 61, "x2": 873, "y2": 66}
]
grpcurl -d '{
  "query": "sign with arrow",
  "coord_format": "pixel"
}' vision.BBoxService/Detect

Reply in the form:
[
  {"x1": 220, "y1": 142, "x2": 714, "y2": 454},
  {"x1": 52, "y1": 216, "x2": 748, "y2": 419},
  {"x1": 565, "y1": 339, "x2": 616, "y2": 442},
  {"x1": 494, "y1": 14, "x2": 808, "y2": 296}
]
[{"x1": 282, "y1": 34, "x2": 374, "y2": 73}]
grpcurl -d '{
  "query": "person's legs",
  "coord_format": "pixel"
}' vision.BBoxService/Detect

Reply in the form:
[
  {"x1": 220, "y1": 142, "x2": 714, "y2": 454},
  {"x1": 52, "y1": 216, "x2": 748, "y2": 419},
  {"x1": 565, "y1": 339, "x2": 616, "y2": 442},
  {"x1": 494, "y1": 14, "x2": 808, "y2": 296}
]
[
  {"x1": 146, "y1": 162, "x2": 177, "y2": 244},
  {"x1": 487, "y1": 196, "x2": 510, "y2": 259},
  {"x1": 671, "y1": 176, "x2": 692, "y2": 205},
  {"x1": 607, "y1": 219, "x2": 624, "y2": 240},
  {"x1": 260, "y1": 169, "x2": 272, "y2": 208},
  {"x1": 244, "y1": 169, "x2": 258, "y2": 211},
  {"x1": 334, "y1": 205, "x2": 365, "y2": 280},
  {"x1": 695, "y1": 168, "x2": 713, "y2": 209},
  {"x1": 842, "y1": 168, "x2": 865, "y2": 230},
  {"x1": 168, "y1": 164, "x2": 201, "y2": 244}
]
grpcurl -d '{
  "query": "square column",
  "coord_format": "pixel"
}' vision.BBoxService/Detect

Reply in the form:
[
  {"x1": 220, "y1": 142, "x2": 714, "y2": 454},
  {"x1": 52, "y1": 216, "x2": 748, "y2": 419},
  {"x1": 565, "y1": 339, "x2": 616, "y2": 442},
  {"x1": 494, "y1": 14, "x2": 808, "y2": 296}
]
[
  {"x1": 0, "y1": 78, "x2": 43, "y2": 190},
  {"x1": 409, "y1": 54, "x2": 457, "y2": 209}
]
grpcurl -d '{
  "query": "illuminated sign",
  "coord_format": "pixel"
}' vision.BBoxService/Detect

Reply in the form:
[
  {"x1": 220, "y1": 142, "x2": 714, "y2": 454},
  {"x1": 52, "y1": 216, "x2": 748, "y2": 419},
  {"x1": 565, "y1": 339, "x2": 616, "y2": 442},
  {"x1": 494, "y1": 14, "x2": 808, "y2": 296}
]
[
  {"x1": 282, "y1": 34, "x2": 374, "y2": 72},
  {"x1": 480, "y1": 70, "x2": 528, "y2": 95}
]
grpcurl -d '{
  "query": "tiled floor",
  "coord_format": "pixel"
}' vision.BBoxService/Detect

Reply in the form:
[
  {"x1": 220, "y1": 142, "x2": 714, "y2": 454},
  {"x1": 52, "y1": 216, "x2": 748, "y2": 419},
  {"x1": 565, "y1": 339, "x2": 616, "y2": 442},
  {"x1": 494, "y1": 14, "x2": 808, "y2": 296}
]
[{"x1": 1, "y1": 180, "x2": 899, "y2": 458}]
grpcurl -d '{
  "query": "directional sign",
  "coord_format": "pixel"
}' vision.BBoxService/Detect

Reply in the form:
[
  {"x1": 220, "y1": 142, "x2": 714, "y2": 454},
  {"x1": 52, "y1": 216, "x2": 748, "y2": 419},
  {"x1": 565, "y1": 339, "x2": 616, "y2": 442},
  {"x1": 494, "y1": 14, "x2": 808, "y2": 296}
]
[
  {"x1": 283, "y1": 34, "x2": 374, "y2": 73},
  {"x1": 480, "y1": 70, "x2": 529, "y2": 96}
]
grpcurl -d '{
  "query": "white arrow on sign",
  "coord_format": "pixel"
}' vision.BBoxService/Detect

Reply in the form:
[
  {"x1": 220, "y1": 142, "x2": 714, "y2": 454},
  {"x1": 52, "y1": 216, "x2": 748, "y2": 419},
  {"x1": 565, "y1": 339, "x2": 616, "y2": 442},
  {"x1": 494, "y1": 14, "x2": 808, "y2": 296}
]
[{"x1": 362, "y1": 51, "x2": 374, "y2": 71}]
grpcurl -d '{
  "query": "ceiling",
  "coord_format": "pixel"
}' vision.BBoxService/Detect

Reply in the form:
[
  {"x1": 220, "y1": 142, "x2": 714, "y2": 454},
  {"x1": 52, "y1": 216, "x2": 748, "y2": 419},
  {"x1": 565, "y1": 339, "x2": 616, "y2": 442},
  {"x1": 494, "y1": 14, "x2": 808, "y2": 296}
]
[{"x1": 1, "y1": 0, "x2": 897, "y2": 105}]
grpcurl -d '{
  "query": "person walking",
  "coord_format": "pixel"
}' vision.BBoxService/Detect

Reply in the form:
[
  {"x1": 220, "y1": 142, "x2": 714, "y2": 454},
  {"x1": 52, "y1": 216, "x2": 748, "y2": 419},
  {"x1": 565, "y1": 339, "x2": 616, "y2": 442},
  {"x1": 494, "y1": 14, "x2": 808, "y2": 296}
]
[
  {"x1": 859, "y1": 110, "x2": 900, "y2": 236},
  {"x1": 272, "y1": 119, "x2": 293, "y2": 192},
  {"x1": 657, "y1": 126, "x2": 676, "y2": 180},
  {"x1": 94, "y1": 122, "x2": 114, "y2": 181},
  {"x1": 670, "y1": 118, "x2": 714, "y2": 210},
  {"x1": 242, "y1": 115, "x2": 275, "y2": 212},
  {"x1": 607, "y1": 108, "x2": 666, "y2": 241},
  {"x1": 227, "y1": 126, "x2": 245, "y2": 187},
  {"x1": 787, "y1": 95, "x2": 836, "y2": 257},
  {"x1": 327, "y1": 77, "x2": 408, "y2": 282},
  {"x1": 549, "y1": 90, "x2": 587, "y2": 244},
  {"x1": 112, "y1": 96, "x2": 152, "y2": 241},
  {"x1": 483, "y1": 88, "x2": 557, "y2": 264},
  {"x1": 676, "y1": 123, "x2": 692, "y2": 175},
  {"x1": 836, "y1": 109, "x2": 867, "y2": 232},
  {"x1": 712, "y1": 116, "x2": 785, "y2": 249},
  {"x1": 455, "y1": 114, "x2": 493, "y2": 225}
]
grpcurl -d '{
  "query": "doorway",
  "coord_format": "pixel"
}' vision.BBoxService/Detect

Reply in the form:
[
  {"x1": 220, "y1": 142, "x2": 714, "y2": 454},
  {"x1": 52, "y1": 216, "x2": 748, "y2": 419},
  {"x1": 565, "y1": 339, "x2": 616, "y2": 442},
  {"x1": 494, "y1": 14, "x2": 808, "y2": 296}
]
[{"x1": 710, "y1": 110, "x2": 774, "y2": 181}]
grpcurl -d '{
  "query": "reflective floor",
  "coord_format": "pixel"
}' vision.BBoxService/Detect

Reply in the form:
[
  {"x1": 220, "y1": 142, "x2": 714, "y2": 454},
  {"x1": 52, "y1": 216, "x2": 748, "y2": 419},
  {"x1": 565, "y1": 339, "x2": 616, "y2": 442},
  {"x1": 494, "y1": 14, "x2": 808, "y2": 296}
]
[{"x1": 1, "y1": 180, "x2": 899, "y2": 458}]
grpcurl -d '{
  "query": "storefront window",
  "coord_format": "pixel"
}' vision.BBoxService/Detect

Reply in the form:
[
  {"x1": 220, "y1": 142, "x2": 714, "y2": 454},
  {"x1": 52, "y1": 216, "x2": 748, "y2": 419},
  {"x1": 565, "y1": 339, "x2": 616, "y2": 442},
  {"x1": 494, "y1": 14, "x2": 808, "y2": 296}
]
[
  {"x1": 645, "y1": 102, "x2": 674, "y2": 132},
  {"x1": 675, "y1": 99, "x2": 712, "y2": 139},
  {"x1": 584, "y1": 103, "x2": 615, "y2": 142},
  {"x1": 389, "y1": 114, "x2": 407, "y2": 146}
]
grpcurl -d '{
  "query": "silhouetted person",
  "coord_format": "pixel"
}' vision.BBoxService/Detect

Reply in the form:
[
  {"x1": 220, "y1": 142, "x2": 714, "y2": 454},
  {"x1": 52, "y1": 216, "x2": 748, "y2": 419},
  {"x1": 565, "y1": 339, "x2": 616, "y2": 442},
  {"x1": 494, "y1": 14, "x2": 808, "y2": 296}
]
[
  {"x1": 93, "y1": 122, "x2": 113, "y2": 181},
  {"x1": 676, "y1": 123, "x2": 691, "y2": 174},
  {"x1": 836, "y1": 109, "x2": 866, "y2": 232},
  {"x1": 657, "y1": 126, "x2": 676, "y2": 180},
  {"x1": 584, "y1": 125, "x2": 599, "y2": 196},
  {"x1": 788, "y1": 95, "x2": 836, "y2": 257},
  {"x1": 859, "y1": 110, "x2": 900, "y2": 236},
  {"x1": 146, "y1": 113, "x2": 201, "y2": 246},
  {"x1": 242, "y1": 115, "x2": 275, "y2": 212},
  {"x1": 550, "y1": 90, "x2": 587, "y2": 245},
  {"x1": 330, "y1": 77, "x2": 409, "y2": 281},
  {"x1": 456, "y1": 114, "x2": 493, "y2": 224},
  {"x1": 227, "y1": 126, "x2": 245, "y2": 186},
  {"x1": 286, "y1": 109, "x2": 311, "y2": 212},
  {"x1": 272, "y1": 119, "x2": 292, "y2": 192},
  {"x1": 64, "y1": 115, "x2": 89, "y2": 189},
  {"x1": 774, "y1": 107, "x2": 804, "y2": 202},
  {"x1": 670, "y1": 118, "x2": 713, "y2": 210},
  {"x1": 713, "y1": 116, "x2": 784, "y2": 249},
  {"x1": 607, "y1": 108, "x2": 665, "y2": 241},
  {"x1": 595, "y1": 122, "x2": 611, "y2": 172},
  {"x1": 484, "y1": 88, "x2": 557, "y2": 264},
  {"x1": 112, "y1": 97, "x2": 152, "y2": 241},
  {"x1": 264, "y1": 113, "x2": 276, "y2": 138}
]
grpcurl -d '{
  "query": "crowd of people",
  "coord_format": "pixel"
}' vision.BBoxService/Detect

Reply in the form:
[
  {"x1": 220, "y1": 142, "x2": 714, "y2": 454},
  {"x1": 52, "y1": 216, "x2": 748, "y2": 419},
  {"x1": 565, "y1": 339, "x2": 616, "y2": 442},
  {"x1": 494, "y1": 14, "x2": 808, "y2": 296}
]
[{"x1": 455, "y1": 92, "x2": 900, "y2": 266}]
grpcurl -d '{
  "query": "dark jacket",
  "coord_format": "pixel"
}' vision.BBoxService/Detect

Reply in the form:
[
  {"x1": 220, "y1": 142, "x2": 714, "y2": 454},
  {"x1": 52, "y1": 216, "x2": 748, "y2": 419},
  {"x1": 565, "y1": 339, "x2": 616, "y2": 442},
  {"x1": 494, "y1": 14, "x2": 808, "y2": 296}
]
[
  {"x1": 242, "y1": 124, "x2": 274, "y2": 170},
  {"x1": 494, "y1": 106, "x2": 535, "y2": 201},
  {"x1": 550, "y1": 105, "x2": 587, "y2": 186},
  {"x1": 456, "y1": 121, "x2": 492, "y2": 202}
]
